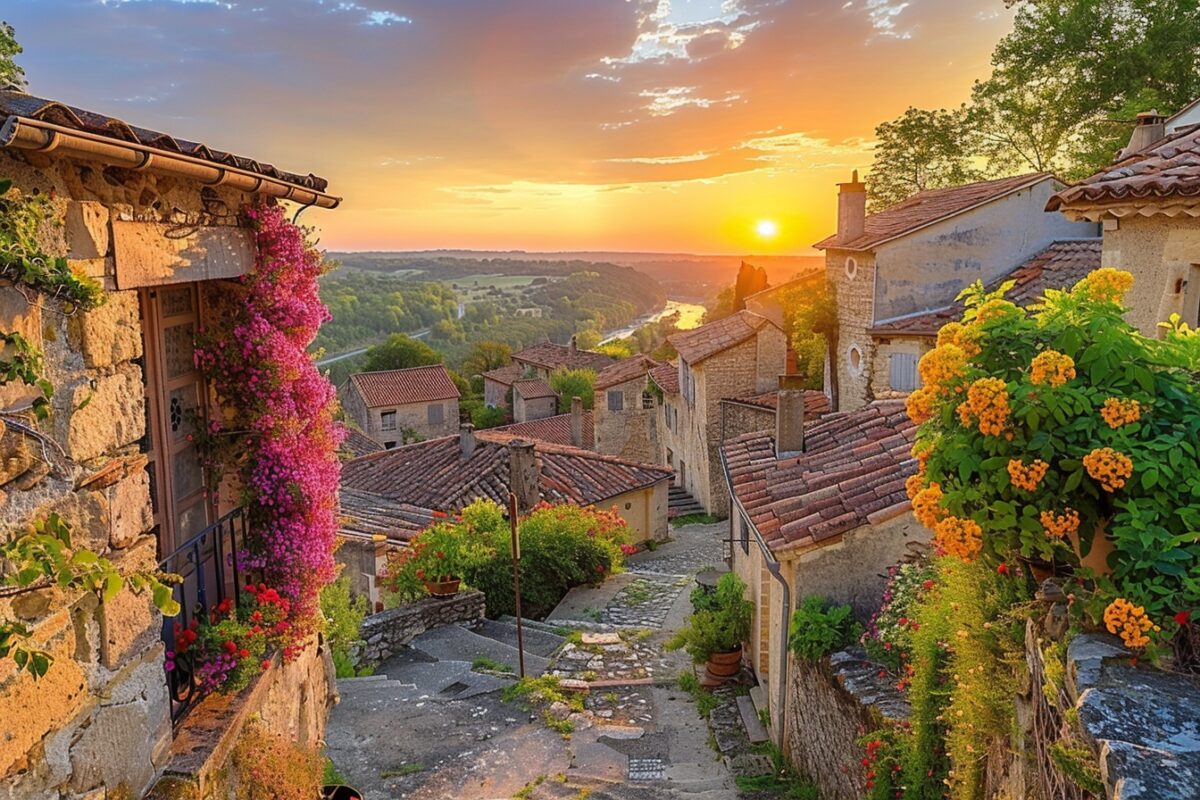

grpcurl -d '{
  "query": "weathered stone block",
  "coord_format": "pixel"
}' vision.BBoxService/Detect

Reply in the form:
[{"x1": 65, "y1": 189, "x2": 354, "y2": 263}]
[
  {"x1": 98, "y1": 537, "x2": 161, "y2": 669},
  {"x1": 64, "y1": 201, "x2": 111, "y2": 260},
  {"x1": 112, "y1": 221, "x2": 254, "y2": 288},
  {"x1": 46, "y1": 488, "x2": 111, "y2": 553},
  {"x1": 71, "y1": 289, "x2": 142, "y2": 368},
  {"x1": 68, "y1": 699, "x2": 157, "y2": 795},
  {"x1": 56, "y1": 363, "x2": 145, "y2": 462},
  {"x1": 0, "y1": 287, "x2": 44, "y2": 411},
  {"x1": 107, "y1": 468, "x2": 153, "y2": 549}
]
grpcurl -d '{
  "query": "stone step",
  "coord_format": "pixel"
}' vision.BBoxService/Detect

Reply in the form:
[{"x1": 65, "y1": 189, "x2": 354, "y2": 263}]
[
  {"x1": 736, "y1": 695, "x2": 769, "y2": 744},
  {"x1": 410, "y1": 623, "x2": 552, "y2": 676},
  {"x1": 474, "y1": 618, "x2": 566, "y2": 658}
]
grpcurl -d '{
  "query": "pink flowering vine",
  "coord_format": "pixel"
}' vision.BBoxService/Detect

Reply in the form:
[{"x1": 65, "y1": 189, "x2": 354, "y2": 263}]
[{"x1": 194, "y1": 200, "x2": 344, "y2": 642}]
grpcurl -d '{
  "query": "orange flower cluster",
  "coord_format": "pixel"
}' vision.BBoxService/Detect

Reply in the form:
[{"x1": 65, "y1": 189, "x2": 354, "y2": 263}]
[
  {"x1": 1030, "y1": 350, "x2": 1076, "y2": 387},
  {"x1": 906, "y1": 388, "x2": 935, "y2": 425},
  {"x1": 973, "y1": 298, "x2": 1021, "y2": 325},
  {"x1": 1039, "y1": 508, "x2": 1080, "y2": 539},
  {"x1": 956, "y1": 378, "x2": 1010, "y2": 436},
  {"x1": 936, "y1": 321, "x2": 981, "y2": 358},
  {"x1": 1103, "y1": 597, "x2": 1160, "y2": 649},
  {"x1": 905, "y1": 473, "x2": 925, "y2": 500},
  {"x1": 912, "y1": 441, "x2": 933, "y2": 474},
  {"x1": 1007, "y1": 458, "x2": 1049, "y2": 491},
  {"x1": 1083, "y1": 268, "x2": 1134, "y2": 305},
  {"x1": 1101, "y1": 397, "x2": 1142, "y2": 429},
  {"x1": 912, "y1": 483, "x2": 947, "y2": 529},
  {"x1": 918, "y1": 344, "x2": 968, "y2": 395},
  {"x1": 1083, "y1": 447, "x2": 1134, "y2": 492},
  {"x1": 934, "y1": 516, "x2": 983, "y2": 561}
]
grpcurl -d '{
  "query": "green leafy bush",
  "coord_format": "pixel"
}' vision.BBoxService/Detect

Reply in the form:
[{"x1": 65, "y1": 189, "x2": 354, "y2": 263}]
[
  {"x1": 320, "y1": 575, "x2": 370, "y2": 678},
  {"x1": 787, "y1": 595, "x2": 862, "y2": 663},
  {"x1": 667, "y1": 573, "x2": 753, "y2": 662}
]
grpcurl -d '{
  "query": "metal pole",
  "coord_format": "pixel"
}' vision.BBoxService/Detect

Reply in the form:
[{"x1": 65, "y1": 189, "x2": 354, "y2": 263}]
[{"x1": 508, "y1": 492, "x2": 526, "y2": 679}]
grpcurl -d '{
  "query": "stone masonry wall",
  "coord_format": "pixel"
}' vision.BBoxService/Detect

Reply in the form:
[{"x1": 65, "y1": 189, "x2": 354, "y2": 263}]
[
  {"x1": 826, "y1": 249, "x2": 877, "y2": 412},
  {"x1": 594, "y1": 375, "x2": 656, "y2": 463},
  {"x1": 355, "y1": 590, "x2": 486, "y2": 670}
]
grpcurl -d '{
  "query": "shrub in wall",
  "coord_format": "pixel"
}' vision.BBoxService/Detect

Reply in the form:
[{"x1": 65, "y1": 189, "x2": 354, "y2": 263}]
[{"x1": 787, "y1": 595, "x2": 862, "y2": 663}]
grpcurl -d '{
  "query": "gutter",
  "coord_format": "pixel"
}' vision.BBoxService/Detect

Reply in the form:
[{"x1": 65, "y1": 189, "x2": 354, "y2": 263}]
[
  {"x1": 0, "y1": 115, "x2": 340, "y2": 210},
  {"x1": 718, "y1": 442, "x2": 791, "y2": 748}
]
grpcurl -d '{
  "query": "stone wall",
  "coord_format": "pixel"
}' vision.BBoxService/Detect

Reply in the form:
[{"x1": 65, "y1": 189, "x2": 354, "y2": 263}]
[
  {"x1": 869, "y1": 335, "x2": 933, "y2": 400},
  {"x1": 719, "y1": 400, "x2": 774, "y2": 444},
  {"x1": 1101, "y1": 215, "x2": 1200, "y2": 336},
  {"x1": 594, "y1": 376, "x2": 656, "y2": 463},
  {"x1": 514, "y1": 392, "x2": 557, "y2": 424},
  {"x1": 342, "y1": 386, "x2": 459, "y2": 447},
  {"x1": 355, "y1": 590, "x2": 486, "y2": 669}
]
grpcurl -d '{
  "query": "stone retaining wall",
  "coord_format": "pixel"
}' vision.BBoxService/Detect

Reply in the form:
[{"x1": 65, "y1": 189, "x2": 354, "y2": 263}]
[{"x1": 355, "y1": 590, "x2": 486, "y2": 669}]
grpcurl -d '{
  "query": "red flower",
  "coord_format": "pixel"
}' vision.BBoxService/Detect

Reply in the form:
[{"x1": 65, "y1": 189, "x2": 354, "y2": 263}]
[
  {"x1": 898, "y1": 617, "x2": 908, "y2": 627},
  {"x1": 261, "y1": 659, "x2": 272, "y2": 670},
  {"x1": 432, "y1": 510, "x2": 448, "y2": 519},
  {"x1": 922, "y1": 580, "x2": 935, "y2": 590},
  {"x1": 596, "y1": 564, "x2": 605, "y2": 573},
  {"x1": 415, "y1": 569, "x2": 425, "y2": 579},
  {"x1": 223, "y1": 640, "x2": 237, "y2": 654},
  {"x1": 435, "y1": 551, "x2": 445, "y2": 559},
  {"x1": 239, "y1": 648, "x2": 250, "y2": 659},
  {"x1": 997, "y1": 562, "x2": 1009, "y2": 575},
  {"x1": 1175, "y1": 610, "x2": 1191, "y2": 626}
]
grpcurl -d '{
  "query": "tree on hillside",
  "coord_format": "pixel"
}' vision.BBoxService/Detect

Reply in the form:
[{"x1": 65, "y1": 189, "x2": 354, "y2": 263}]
[
  {"x1": 549, "y1": 368, "x2": 596, "y2": 413},
  {"x1": 573, "y1": 329, "x2": 602, "y2": 351},
  {"x1": 776, "y1": 279, "x2": 837, "y2": 390},
  {"x1": 702, "y1": 285, "x2": 737, "y2": 325},
  {"x1": 868, "y1": 107, "x2": 983, "y2": 211},
  {"x1": 461, "y1": 340, "x2": 513, "y2": 378},
  {"x1": 0, "y1": 22, "x2": 25, "y2": 90},
  {"x1": 361, "y1": 334, "x2": 442, "y2": 372}
]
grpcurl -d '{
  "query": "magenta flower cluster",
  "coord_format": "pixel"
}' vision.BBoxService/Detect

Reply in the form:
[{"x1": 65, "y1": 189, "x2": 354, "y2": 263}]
[{"x1": 194, "y1": 201, "x2": 344, "y2": 636}]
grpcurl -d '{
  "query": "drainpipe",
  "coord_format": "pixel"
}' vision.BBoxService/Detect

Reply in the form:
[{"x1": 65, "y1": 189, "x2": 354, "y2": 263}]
[{"x1": 719, "y1": 444, "x2": 792, "y2": 748}]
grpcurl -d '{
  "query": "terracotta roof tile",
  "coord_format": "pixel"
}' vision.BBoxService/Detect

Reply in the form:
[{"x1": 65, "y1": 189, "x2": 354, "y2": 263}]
[
  {"x1": 649, "y1": 362, "x2": 680, "y2": 394},
  {"x1": 669, "y1": 310, "x2": 779, "y2": 365},
  {"x1": 594, "y1": 355, "x2": 662, "y2": 391},
  {"x1": 348, "y1": 365, "x2": 460, "y2": 407},
  {"x1": 723, "y1": 390, "x2": 831, "y2": 419},
  {"x1": 1048, "y1": 124, "x2": 1200, "y2": 212},
  {"x1": 868, "y1": 239, "x2": 1102, "y2": 337},
  {"x1": 723, "y1": 401, "x2": 915, "y2": 555},
  {"x1": 512, "y1": 342, "x2": 613, "y2": 372},
  {"x1": 340, "y1": 428, "x2": 384, "y2": 459},
  {"x1": 342, "y1": 431, "x2": 671, "y2": 512},
  {"x1": 512, "y1": 378, "x2": 557, "y2": 400},
  {"x1": 482, "y1": 365, "x2": 523, "y2": 386},
  {"x1": 814, "y1": 173, "x2": 1054, "y2": 251},
  {"x1": 493, "y1": 412, "x2": 595, "y2": 449},
  {"x1": 338, "y1": 487, "x2": 433, "y2": 542}
]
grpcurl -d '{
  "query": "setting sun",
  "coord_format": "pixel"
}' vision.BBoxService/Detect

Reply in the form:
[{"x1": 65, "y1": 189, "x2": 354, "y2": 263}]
[{"x1": 755, "y1": 219, "x2": 779, "y2": 239}]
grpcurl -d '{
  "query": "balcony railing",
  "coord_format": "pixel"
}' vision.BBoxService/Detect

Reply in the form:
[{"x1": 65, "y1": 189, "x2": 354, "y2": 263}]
[{"x1": 159, "y1": 508, "x2": 249, "y2": 726}]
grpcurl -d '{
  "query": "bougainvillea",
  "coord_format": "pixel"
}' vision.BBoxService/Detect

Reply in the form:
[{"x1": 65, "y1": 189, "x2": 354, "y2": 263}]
[{"x1": 194, "y1": 201, "x2": 343, "y2": 640}]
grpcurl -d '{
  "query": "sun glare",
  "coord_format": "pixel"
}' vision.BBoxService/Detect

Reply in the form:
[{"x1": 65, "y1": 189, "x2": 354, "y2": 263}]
[{"x1": 755, "y1": 219, "x2": 778, "y2": 238}]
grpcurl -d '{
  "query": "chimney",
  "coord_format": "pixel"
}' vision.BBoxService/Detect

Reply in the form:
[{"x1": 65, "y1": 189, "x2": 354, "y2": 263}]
[
  {"x1": 837, "y1": 169, "x2": 867, "y2": 243},
  {"x1": 570, "y1": 396, "x2": 584, "y2": 448},
  {"x1": 508, "y1": 439, "x2": 540, "y2": 514},
  {"x1": 1124, "y1": 110, "x2": 1167, "y2": 156},
  {"x1": 569, "y1": 334, "x2": 578, "y2": 353},
  {"x1": 459, "y1": 423, "x2": 476, "y2": 459},
  {"x1": 775, "y1": 374, "x2": 807, "y2": 459}
]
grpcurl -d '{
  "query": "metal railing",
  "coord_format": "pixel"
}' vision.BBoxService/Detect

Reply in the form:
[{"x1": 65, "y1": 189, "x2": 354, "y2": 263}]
[{"x1": 158, "y1": 508, "x2": 249, "y2": 726}]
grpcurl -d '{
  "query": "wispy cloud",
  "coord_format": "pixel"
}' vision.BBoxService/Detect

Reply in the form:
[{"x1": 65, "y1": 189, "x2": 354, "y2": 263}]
[
  {"x1": 639, "y1": 86, "x2": 742, "y2": 115},
  {"x1": 864, "y1": 0, "x2": 913, "y2": 40},
  {"x1": 605, "y1": 151, "x2": 714, "y2": 165}
]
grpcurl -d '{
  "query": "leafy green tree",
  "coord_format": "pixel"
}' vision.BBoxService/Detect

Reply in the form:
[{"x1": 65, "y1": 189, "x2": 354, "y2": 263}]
[
  {"x1": 868, "y1": 107, "x2": 983, "y2": 211},
  {"x1": 0, "y1": 22, "x2": 25, "y2": 90},
  {"x1": 702, "y1": 285, "x2": 736, "y2": 325},
  {"x1": 461, "y1": 340, "x2": 512, "y2": 378},
  {"x1": 549, "y1": 367, "x2": 596, "y2": 412},
  {"x1": 361, "y1": 334, "x2": 442, "y2": 372},
  {"x1": 776, "y1": 279, "x2": 837, "y2": 390}
]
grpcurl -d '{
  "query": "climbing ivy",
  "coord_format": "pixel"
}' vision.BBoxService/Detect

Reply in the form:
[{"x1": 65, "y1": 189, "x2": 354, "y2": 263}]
[{"x1": 1, "y1": 330, "x2": 52, "y2": 419}]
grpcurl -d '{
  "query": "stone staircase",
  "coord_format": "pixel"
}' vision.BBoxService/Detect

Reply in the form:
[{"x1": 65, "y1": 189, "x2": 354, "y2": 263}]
[{"x1": 668, "y1": 486, "x2": 705, "y2": 518}]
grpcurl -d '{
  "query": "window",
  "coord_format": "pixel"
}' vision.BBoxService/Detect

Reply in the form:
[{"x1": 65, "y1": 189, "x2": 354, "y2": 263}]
[
  {"x1": 427, "y1": 403, "x2": 444, "y2": 425},
  {"x1": 889, "y1": 352, "x2": 921, "y2": 392},
  {"x1": 384, "y1": 441, "x2": 397, "y2": 449},
  {"x1": 642, "y1": 391, "x2": 654, "y2": 409},
  {"x1": 607, "y1": 390, "x2": 624, "y2": 412},
  {"x1": 380, "y1": 410, "x2": 397, "y2": 431},
  {"x1": 845, "y1": 256, "x2": 859, "y2": 280},
  {"x1": 848, "y1": 345, "x2": 863, "y2": 376}
]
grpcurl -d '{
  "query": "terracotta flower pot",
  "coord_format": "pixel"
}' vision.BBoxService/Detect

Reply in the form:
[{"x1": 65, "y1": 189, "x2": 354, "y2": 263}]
[
  {"x1": 705, "y1": 645, "x2": 743, "y2": 679},
  {"x1": 423, "y1": 577, "x2": 461, "y2": 598}
]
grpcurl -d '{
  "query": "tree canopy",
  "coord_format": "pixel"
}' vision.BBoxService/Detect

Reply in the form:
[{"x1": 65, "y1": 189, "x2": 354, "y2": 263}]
[
  {"x1": 361, "y1": 334, "x2": 442, "y2": 372},
  {"x1": 549, "y1": 368, "x2": 596, "y2": 412},
  {"x1": 0, "y1": 22, "x2": 25, "y2": 90},
  {"x1": 868, "y1": 107, "x2": 983, "y2": 212}
]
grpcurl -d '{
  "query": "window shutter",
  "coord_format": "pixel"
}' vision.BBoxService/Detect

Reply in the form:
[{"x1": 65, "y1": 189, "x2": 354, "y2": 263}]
[{"x1": 889, "y1": 353, "x2": 920, "y2": 392}]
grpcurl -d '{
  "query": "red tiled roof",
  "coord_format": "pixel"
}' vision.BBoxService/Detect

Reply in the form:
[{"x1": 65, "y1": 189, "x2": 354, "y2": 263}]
[
  {"x1": 648, "y1": 362, "x2": 680, "y2": 394},
  {"x1": 594, "y1": 355, "x2": 662, "y2": 391},
  {"x1": 1048, "y1": 124, "x2": 1200, "y2": 213},
  {"x1": 340, "y1": 428, "x2": 385, "y2": 459},
  {"x1": 338, "y1": 487, "x2": 434, "y2": 543},
  {"x1": 494, "y1": 412, "x2": 595, "y2": 449},
  {"x1": 723, "y1": 401, "x2": 915, "y2": 554},
  {"x1": 814, "y1": 173, "x2": 1054, "y2": 252},
  {"x1": 669, "y1": 310, "x2": 779, "y2": 365},
  {"x1": 482, "y1": 365, "x2": 523, "y2": 386},
  {"x1": 342, "y1": 431, "x2": 672, "y2": 511},
  {"x1": 348, "y1": 365, "x2": 460, "y2": 407},
  {"x1": 0, "y1": 90, "x2": 330, "y2": 195},
  {"x1": 868, "y1": 239, "x2": 1102, "y2": 337},
  {"x1": 512, "y1": 342, "x2": 613, "y2": 372},
  {"x1": 723, "y1": 390, "x2": 831, "y2": 419},
  {"x1": 513, "y1": 378, "x2": 557, "y2": 400}
]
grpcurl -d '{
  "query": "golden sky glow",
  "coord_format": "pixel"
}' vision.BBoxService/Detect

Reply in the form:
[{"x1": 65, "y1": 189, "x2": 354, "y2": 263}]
[{"x1": 9, "y1": 0, "x2": 1017, "y2": 254}]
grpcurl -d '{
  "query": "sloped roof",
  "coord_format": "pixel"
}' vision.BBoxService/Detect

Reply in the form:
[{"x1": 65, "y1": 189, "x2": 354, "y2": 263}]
[
  {"x1": 595, "y1": 355, "x2": 662, "y2": 391},
  {"x1": 1048, "y1": 124, "x2": 1200, "y2": 215},
  {"x1": 814, "y1": 173, "x2": 1053, "y2": 252},
  {"x1": 348, "y1": 365, "x2": 460, "y2": 407},
  {"x1": 481, "y1": 365, "x2": 523, "y2": 386},
  {"x1": 722, "y1": 390, "x2": 831, "y2": 419},
  {"x1": 340, "y1": 428, "x2": 385, "y2": 460},
  {"x1": 868, "y1": 239, "x2": 1102, "y2": 337},
  {"x1": 743, "y1": 271, "x2": 824, "y2": 303},
  {"x1": 494, "y1": 412, "x2": 595, "y2": 449},
  {"x1": 512, "y1": 341, "x2": 613, "y2": 372},
  {"x1": 341, "y1": 431, "x2": 671, "y2": 511},
  {"x1": 669, "y1": 310, "x2": 779, "y2": 365},
  {"x1": 338, "y1": 487, "x2": 434, "y2": 542},
  {"x1": 513, "y1": 378, "x2": 557, "y2": 400},
  {"x1": 0, "y1": 90, "x2": 331, "y2": 196},
  {"x1": 648, "y1": 362, "x2": 680, "y2": 394},
  {"x1": 723, "y1": 401, "x2": 915, "y2": 555}
]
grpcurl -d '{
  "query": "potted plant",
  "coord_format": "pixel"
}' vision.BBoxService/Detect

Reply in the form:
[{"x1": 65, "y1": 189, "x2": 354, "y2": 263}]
[
  {"x1": 385, "y1": 518, "x2": 487, "y2": 600},
  {"x1": 667, "y1": 572, "x2": 753, "y2": 684}
]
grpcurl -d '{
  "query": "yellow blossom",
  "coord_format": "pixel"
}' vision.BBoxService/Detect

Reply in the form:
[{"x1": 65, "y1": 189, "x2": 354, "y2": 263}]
[
  {"x1": 912, "y1": 482, "x2": 948, "y2": 529},
  {"x1": 1103, "y1": 597, "x2": 1160, "y2": 649},
  {"x1": 1039, "y1": 508, "x2": 1080, "y2": 539},
  {"x1": 934, "y1": 516, "x2": 983, "y2": 561},
  {"x1": 1083, "y1": 447, "x2": 1134, "y2": 492},
  {"x1": 918, "y1": 344, "x2": 969, "y2": 396},
  {"x1": 1101, "y1": 397, "x2": 1141, "y2": 429},
  {"x1": 1082, "y1": 268, "x2": 1134, "y2": 305},
  {"x1": 1030, "y1": 350, "x2": 1076, "y2": 387},
  {"x1": 957, "y1": 377, "x2": 1010, "y2": 436},
  {"x1": 973, "y1": 298, "x2": 1021, "y2": 325},
  {"x1": 1007, "y1": 458, "x2": 1049, "y2": 492},
  {"x1": 906, "y1": 387, "x2": 936, "y2": 425}
]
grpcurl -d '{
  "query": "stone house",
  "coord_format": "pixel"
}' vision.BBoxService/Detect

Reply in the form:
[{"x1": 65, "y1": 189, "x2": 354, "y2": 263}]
[
  {"x1": 721, "y1": 398, "x2": 921, "y2": 744},
  {"x1": 341, "y1": 364, "x2": 460, "y2": 447},
  {"x1": 1047, "y1": 113, "x2": 1200, "y2": 333},
  {"x1": 510, "y1": 338, "x2": 613, "y2": 381},
  {"x1": 511, "y1": 377, "x2": 558, "y2": 423},
  {"x1": 494, "y1": 398, "x2": 593, "y2": 449},
  {"x1": 814, "y1": 172, "x2": 1097, "y2": 412},
  {"x1": 593, "y1": 354, "x2": 661, "y2": 463},
  {"x1": 654, "y1": 310, "x2": 787, "y2": 516},
  {"x1": 481, "y1": 364, "x2": 521, "y2": 409},
  {"x1": 0, "y1": 91, "x2": 336, "y2": 799},
  {"x1": 718, "y1": 388, "x2": 830, "y2": 444}
]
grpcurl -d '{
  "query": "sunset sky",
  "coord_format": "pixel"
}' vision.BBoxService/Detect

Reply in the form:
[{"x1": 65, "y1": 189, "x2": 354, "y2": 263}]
[{"x1": 7, "y1": 1, "x2": 1017, "y2": 254}]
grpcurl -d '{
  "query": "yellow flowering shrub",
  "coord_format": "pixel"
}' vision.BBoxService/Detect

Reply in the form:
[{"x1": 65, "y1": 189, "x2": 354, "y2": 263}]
[
  {"x1": 1039, "y1": 509, "x2": 1080, "y2": 539},
  {"x1": 972, "y1": 298, "x2": 1021, "y2": 325},
  {"x1": 1103, "y1": 598, "x2": 1159, "y2": 649},
  {"x1": 917, "y1": 344, "x2": 968, "y2": 396},
  {"x1": 934, "y1": 516, "x2": 983, "y2": 561},
  {"x1": 1082, "y1": 447, "x2": 1133, "y2": 492},
  {"x1": 1029, "y1": 350, "x2": 1076, "y2": 387},
  {"x1": 1081, "y1": 267, "x2": 1134, "y2": 304},
  {"x1": 912, "y1": 483, "x2": 947, "y2": 529},
  {"x1": 956, "y1": 377, "x2": 1009, "y2": 436},
  {"x1": 1100, "y1": 397, "x2": 1141, "y2": 429},
  {"x1": 905, "y1": 386, "x2": 935, "y2": 425}
]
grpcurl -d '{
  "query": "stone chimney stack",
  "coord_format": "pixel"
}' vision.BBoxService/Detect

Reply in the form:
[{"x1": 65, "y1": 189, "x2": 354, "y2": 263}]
[
  {"x1": 570, "y1": 396, "x2": 584, "y2": 448},
  {"x1": 837, "y1": 170, "x2": 867, "y2": 243},
  {"x1": 1124, "y1": 110, "x2": 1167, "y2": 156},
  {"x1": 775, "y1": 374, "x2": 807, "y2": 459},
  {"x1": 459, "y1": 423, "x2": 476, "y2": 459},
  {"x1": 569, "y1": 335, "x2": 578, "y2": 353},
  {"x1": 508, "y1": 439, "x2": 540, "y2": 514}
]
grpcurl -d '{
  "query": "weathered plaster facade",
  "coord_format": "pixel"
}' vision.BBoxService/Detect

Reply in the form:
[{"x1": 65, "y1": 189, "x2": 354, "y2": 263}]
[
  {"x1": 512, "y1": 389, "x2": 557, "y2": 424},
  {"x1": 1097, "y1": 216, "x2": 1200, "y2": 335},
  {"x1": 593, "y1": 376, "x2": 657, "y2": 463}
]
